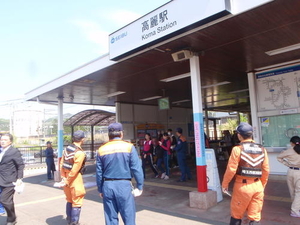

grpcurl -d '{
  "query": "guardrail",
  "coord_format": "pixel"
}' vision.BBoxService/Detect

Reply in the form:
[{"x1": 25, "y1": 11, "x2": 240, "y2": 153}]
[{"x1": 17, "y1": 143, "x2": 103, "y2": 164}]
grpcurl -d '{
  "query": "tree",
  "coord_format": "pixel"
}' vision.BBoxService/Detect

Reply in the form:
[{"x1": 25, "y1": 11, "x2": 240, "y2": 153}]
[
  {"x1": 219, "y1": 114, "x2": 248, "y2": 133},
  {"x1": 0, "y1": 118, "x2": 10, "y2": 132}
]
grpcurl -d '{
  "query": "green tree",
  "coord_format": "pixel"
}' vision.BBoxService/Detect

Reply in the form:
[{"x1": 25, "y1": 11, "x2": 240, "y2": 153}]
[
  {"x1": 219, "y1": 114, "x2": 248, "y2": 133},
  {"x1": 0, "y1": 118, "x2": 10, "y2": 132}
]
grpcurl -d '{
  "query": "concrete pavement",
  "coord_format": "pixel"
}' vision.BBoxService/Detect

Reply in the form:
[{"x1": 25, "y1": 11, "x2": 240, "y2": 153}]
[{"x1": 0, "y1": 161, "x2": 298, "y2": 225}]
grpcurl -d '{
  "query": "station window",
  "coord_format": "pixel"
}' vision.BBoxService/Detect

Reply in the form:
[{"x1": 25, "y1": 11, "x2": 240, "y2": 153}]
[{"x1": 260, "y1": 114, "x2": 300, "y2": 147}]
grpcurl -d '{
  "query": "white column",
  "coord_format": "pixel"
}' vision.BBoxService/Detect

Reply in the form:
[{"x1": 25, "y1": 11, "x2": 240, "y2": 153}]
[
  {"x1": 57, "y1": 97, "x2": 64, "y2": 158},
  {"x1": 115, "y1": 102, "x2": 121, "y2": 123},
  {"x1": 247, "y1": 72, "x2": 260, "y2": 143},
  {"x1": 190, "y1": 55, "x2": 207, "y2": 192}
]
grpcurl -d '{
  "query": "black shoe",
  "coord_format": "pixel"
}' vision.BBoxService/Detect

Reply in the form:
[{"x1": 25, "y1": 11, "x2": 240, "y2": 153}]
[{"x1": 177, "y1": 179, "x2": 186, "y2": 182}]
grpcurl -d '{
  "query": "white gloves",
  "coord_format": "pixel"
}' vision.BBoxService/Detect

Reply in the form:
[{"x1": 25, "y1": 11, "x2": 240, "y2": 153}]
[
  {"x1": 132, "y1": 188, "x2": 143, "y2": 197},
  {"x1": 13, "y1": 179, "x2": 24, "y2": 194},
  {"x1": 53, "y1": 179, "x2": 66, "y2": 188}
]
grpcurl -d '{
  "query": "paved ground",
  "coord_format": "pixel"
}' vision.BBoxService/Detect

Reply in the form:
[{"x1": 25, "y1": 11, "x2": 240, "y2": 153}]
[{"x1": 0, "y1": 159, "x2": 299, "y2": 225}]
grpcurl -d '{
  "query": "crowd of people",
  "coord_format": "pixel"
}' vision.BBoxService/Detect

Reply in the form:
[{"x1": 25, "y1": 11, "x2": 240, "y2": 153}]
[
  {"x1": 1, "y1": 122, "x2": 300, "y2": 225},
  {"x1": 141, "y1": 128, "x2": 191, "y2": 182}
]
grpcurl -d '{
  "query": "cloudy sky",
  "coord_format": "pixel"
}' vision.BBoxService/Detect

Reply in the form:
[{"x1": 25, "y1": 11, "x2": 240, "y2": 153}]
[{"x1": 0, "y1": 0, "x2": 169, "y2": 102}]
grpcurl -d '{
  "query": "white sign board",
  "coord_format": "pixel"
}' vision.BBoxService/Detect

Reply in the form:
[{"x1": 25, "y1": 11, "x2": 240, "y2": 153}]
[
  {"x1": 109, "y1": 0, "x2": 231, "y2": 60},
  {"x1": 256, "y1": 64, "x2": 300, "y2": 111},
  {"x1": 205, "y1": 149, "x2": 223, "y2": 202}
]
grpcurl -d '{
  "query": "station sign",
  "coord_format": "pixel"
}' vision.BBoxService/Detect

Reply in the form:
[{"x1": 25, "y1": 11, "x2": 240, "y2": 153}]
[{"x1": 109, "y1": 0, "x2": 231, "y2": 60}]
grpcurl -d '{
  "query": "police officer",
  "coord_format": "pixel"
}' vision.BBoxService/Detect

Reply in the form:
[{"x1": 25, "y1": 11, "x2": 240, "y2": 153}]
[
  {"x1": 96, "y1": 122, "x2": 144, "y2": 225},
  {"x1": 222, "y1": 122, "x2": 269, "y2": 225},
  {"x1": 60, "y1": 130, "x2": 86, "y2": 225},
  {"x1": 174, "y1": 128, "x2": 192, "y2": 182}
]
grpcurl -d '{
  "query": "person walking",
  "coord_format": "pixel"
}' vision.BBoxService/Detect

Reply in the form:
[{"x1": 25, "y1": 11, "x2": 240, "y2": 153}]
[
  {"x1": 174, "y1": 128, "x2": 192, "y2": 182},
  {"x1": 45, "y1": 141, "x2": 56, "y2": 180},
  {"x1": 141, "y1": 133, "x2": 158, "y2": 179},
  {"x1": 96, "y1": 122, "x2": 144, "y2": 225},
  {"x1": 152, "y1": 138, "x2": 165, "y2": 178},
  {"x1": 222, "y1": 122, "x2": 269, "y2": 225},
  {"x1": 159, "y1": 132, "x2": 171, "y2": 180},
  {"x1": 0, "y1": 133, "x2": 24, "y2": 225},
  {"x1": 277, "y1": 136, "x2": 300, "y2": 218},
  {"x1": 60, "y1": 130, "x2": 87, "y2": 225}
]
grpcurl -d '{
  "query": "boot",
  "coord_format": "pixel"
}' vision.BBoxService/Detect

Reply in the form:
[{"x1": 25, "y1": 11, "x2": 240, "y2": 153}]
[
  {"x1": 66, "y1": 202, "x2": 72, "y2": 225},
  {"x1": 70, "y1": 207, "x2": 81, "y2": 225},
  {"x1": 230, "y1": 217, "x2": 242, "y2": 225},
  {"x1": 249, "y1": 221, "x2": 261, "y2": 225}
]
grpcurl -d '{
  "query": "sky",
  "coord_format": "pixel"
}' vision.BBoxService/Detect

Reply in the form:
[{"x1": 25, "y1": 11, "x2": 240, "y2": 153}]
[
  {"x1": 0, "y1": 0, "x2": 170, "y2": 99},
  {"x1": 0, "y1": 0, "x2": 169, "y2": 117}
]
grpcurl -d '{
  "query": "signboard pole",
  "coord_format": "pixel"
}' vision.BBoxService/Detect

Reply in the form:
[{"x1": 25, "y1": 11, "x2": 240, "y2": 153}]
[{"x1": 190, "y1": 55, "x2": 207, "y2": 192}]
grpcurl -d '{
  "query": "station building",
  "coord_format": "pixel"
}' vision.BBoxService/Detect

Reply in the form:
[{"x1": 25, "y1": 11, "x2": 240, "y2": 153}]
[{"x1": 25, "y1": 0, "x2": 300, "y2": 181}]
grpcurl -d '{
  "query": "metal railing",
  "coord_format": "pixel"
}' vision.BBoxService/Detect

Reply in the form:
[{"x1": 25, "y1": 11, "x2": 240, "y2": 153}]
[{"x1": 17, "y1": 143, "x2": 103, "y2": 164}]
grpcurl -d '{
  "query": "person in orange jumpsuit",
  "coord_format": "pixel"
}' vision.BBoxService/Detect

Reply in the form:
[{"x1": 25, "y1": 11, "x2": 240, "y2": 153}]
[
  {"x1": 222, "y1": 122, "x2": 269, "y2": 225},
  {"x1": 60, "y1": 130, "x2": 86, "y2": 225}
]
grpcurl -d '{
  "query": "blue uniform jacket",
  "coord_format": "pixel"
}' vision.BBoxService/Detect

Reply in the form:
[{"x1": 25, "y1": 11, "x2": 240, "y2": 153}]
[
  {"x1": 96, "y1": 138, "x2": 144, "y2": 193},
  {"x1": 174, "y1": 135, "x2": 188, "y2": 155}
]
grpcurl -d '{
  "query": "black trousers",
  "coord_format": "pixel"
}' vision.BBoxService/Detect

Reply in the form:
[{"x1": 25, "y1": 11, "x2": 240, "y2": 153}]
[{"x1": 0, "y1": 186, "x2": 16, "y2": 222}]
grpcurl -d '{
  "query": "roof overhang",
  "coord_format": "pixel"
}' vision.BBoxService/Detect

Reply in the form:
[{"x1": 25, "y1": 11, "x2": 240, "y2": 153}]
[{"x1": 25, "y1": 0, "x2": 300, "y2": 113}]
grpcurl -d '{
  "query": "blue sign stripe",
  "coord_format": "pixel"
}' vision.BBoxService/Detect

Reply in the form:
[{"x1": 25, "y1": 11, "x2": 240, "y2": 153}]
[
  {"x1": 193, "y1": 112, "x2": 206, "y2": 166},
  {"x1": 256, "y1": 64, "x2": 300, "y2": 79}
]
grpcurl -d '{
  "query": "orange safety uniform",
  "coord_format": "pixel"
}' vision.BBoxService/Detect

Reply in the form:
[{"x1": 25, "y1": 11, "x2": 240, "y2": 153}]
[
  {"x1": 222, "y1": 139, "x2": 269, "y2": 222},
  {"x1": 60, "y1": 143, "x2": 86, "y2": 207}
]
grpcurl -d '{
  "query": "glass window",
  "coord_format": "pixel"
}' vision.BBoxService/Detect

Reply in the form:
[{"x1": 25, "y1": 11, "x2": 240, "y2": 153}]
[{"x1": 260, "y1": 114, "x2": 300, "y2": 147}]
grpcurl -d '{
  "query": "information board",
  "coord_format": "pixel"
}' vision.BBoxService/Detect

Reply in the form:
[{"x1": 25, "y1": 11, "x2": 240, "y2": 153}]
[{"x1": 256, "y1": 65, "x2": 300, "y2": 111}]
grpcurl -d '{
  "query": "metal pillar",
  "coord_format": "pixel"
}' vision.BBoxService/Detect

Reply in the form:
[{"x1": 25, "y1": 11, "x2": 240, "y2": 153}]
[
  {"x1": 91, "y1": 125, "x2": 94, "y2": 159},
  {"x1": 189, "y1": 55, "x2": 207, "y2": 192}
]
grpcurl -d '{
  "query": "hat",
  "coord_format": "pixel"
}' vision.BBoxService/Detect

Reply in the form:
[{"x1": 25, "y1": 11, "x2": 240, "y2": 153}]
[
  {"x1": 46, "y1": 141, "x2": 52, "y2": 144},
  {"x1": 108, "y1": 122, "x2": 123, "y2": 132},
  {"x1": 236, "y1": 122, "x2": 253, "y2": 136},
  {"x1": 176, "y1": 127, "x2": 183, "y2": 134},
  {"x1": 73, "y1": 130, "x2": 85, "y2": 139}
]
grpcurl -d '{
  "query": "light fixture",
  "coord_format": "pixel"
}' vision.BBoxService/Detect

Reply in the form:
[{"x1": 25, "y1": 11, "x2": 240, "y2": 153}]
[
  {"x1": 160, "y1": 73, "x2": 190, "y2": 82},
  {"x1": 229, "y1": 89, "x2": 249, "y2": 94},
  {"x1": 107, "y1": 91, "x2": 126, "y2": 97},
  {"x1": 172, "y1": 99, "x2": 191, "y2": 104},
  {"x1": 139, "y1": 96, "x2": 162, "y2": 101},
  {"x1": 202, "y1": 81, "x2": 230, "y2": 89},
  {"x1": 265, "y1": 43, "x2": 300, "y2": 56}
]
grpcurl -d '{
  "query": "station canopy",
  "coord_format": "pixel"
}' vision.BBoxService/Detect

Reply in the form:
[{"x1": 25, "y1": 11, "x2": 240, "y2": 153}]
[
  {"x1": 63, "y1": 109, "x2": 115, "y2": 127},
  {"x1": 26, "y1": 0, "x2": 300, "y2": 114}
]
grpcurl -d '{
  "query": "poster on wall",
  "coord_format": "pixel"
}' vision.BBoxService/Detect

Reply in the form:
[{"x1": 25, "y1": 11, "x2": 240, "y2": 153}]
[{"x1": 256, "y1": 64, "x2": 300, "y2": 111}]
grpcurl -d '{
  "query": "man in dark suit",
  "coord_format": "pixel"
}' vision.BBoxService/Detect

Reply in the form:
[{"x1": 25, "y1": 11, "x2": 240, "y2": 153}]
[{"x1": 0, "y1": 133, "x2": 24, "y2": 225}]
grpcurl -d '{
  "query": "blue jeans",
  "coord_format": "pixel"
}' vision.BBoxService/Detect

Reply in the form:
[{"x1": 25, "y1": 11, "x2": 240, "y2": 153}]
[
  {"x1": 156, "y1": 158, "x2": 165, "y2": 174},
  {"x1": 177, "y1": 153, "x2": 191, "y2": 181},
  {"x1": 163, "y1": 153, "x2": 170, "y2": 176},
  {"x1": 0, "y1": 187, "x2": 4, "y2": 213}
]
